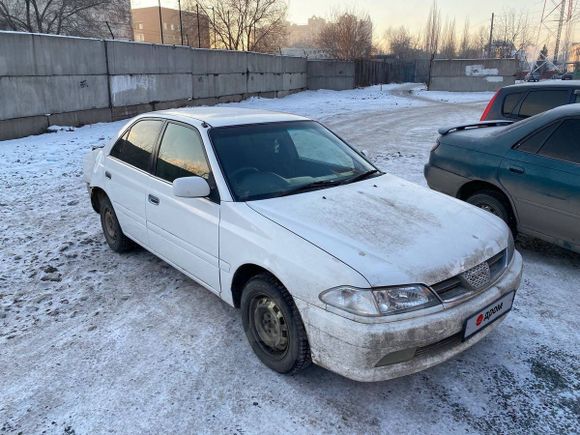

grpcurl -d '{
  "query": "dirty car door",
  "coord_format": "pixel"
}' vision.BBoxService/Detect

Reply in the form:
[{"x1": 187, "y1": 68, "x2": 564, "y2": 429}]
[
  {"x1": 499, "y1": 118, "x2": 580, "y2": 248},
  {"x1": 105, "y1": 119, "x2": 164, "y2": 247},
  {"x1": 145, "y1": 121, "x2": 221, "y2": 293}
]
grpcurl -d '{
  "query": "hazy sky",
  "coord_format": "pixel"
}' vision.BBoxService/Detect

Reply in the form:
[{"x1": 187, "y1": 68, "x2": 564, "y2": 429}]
[{"x1": 132, "y1": 0, "x2": 578, "y2": 44}]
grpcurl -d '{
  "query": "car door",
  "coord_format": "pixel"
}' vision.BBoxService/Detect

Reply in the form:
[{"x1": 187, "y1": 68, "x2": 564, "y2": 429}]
[
  {"x1": 104, "y1": 118, "x2": 164, "y2": 247},
  {"x1": 499, "y1": 118, "x2": 580, "y2": 247},
  {"x1": 145, "y1": 121, "x2": 221, "y2": 293}
]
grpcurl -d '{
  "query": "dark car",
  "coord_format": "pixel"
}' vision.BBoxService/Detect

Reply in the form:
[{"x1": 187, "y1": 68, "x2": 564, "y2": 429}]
[
  {"x1": 562, "y1": 72, "x2": 575, "y2": 80},
  {"x1": 480, "y1": 81, "x2": 580, "y2": 122},
  {"x1": 425, "y1": 104, "x2": 580, "y2": 252}
]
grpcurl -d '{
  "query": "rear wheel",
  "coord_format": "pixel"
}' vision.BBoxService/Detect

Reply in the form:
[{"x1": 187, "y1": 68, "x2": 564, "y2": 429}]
[
  {"x1": 241, "y1": 274, "x2": 311, "y2": 374},
  {"x1": 466, "y1": 190, "x2": 512, "y2": 226},
  {"x1": 99, "y1": 195, "x2": 132, "y2": 253}
]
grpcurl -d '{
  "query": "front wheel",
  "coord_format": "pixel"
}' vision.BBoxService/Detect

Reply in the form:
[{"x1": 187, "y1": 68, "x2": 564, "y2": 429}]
[{"x1": 241, "y1": 274, "x2": 311, "y2": 374}]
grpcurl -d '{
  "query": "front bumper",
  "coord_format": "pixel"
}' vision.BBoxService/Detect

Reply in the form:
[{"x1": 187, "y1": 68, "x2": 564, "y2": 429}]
[{"x1": 296, "y1": 251, "x2": 523, "y2": 382}]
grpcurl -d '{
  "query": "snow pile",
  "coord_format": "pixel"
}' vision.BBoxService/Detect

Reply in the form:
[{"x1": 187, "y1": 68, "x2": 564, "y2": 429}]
[
  {"x1": 411, "y1": 86, "x2": 495, "y2": 104},
  {"x1": 226, "y1": 84, "x2": 428, "y2": 118}
]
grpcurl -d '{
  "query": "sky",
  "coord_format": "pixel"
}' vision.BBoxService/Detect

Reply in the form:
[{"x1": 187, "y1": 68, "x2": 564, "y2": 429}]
[{"x1": 132, "y1": 0, "x2": 579, "y2": 47}]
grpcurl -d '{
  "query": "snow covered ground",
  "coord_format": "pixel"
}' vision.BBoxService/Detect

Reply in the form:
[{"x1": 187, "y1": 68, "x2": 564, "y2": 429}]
[{"x1": 1, "y1": 84, "x2": 578, "y2": 435}]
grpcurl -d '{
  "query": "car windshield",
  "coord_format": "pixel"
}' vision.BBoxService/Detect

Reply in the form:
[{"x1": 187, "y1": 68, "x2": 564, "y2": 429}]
[{"x1": 209, "y1": 121, "x2": 379, "y2": 201}]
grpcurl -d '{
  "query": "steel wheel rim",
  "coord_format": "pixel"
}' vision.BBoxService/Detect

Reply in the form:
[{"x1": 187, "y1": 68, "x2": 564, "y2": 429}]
[
  {"x1": 477, "y1": 202, "x2": 499, "y2": 217},
  {"x1": 251, "y1": 295, "x2": 289, "y2": 356},
  {"x1": 104, "y1": 208, "x2": 117, "y2": 241}
]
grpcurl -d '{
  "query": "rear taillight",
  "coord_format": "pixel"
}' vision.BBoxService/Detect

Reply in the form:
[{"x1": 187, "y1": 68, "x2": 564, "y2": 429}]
[
  {"x1": 431, "y1": 139, "x2": 440, "y2": 152},
  {"x1": 480, "y1": 90, "x2": 500, "y2": 121}
]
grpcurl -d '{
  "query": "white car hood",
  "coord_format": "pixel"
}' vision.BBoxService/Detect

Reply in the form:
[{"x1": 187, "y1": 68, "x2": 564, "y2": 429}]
[{"x1": 247, "y1": 174, "x2": 508, "y2": 287}]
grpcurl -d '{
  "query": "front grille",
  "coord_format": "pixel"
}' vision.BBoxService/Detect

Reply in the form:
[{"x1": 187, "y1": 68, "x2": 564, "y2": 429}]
[{"x1": 431, "y1": 250, "x2": 507, "y2": 303}]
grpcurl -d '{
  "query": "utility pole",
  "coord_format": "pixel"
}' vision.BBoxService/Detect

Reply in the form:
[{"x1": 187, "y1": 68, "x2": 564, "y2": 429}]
[
  {"x1": 157, "y1": 0, "x2": 164, "y2": 44},
  {"x1": 487, "y1": 12, "x2": 495, "y2": 58},
  {"x1": 212, "y1": 6, "x2": 216, "y2": 49},
  {"x1": 178, "y1": 0, "x2": 184, "y2": 45},
  {"x1": 196, "y1": 3, "x2": 201, "y2": 48},
  {"x1": 553, "y1": 0, "x2": 567, "y2": 63}
]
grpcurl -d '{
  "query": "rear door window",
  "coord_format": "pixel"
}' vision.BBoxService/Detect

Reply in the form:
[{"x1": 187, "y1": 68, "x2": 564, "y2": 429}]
[
  {"x1": 110, "y1": 120, "x2": 164, "y2": 172},
  {"x1": 518, "y1": 90, "x2": 570, "y2": 118},
  {"x1": 502, "y1": 92, "x2": 523, "y2": 117},
  {"x1": 537, "y1": 119, "x2": 580, "y2": 164},
  {"x1": 516, "y1": 122, "x2": 561, "y2": 154}
]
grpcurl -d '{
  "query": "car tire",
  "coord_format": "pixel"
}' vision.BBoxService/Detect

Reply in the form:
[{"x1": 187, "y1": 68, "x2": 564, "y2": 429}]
[
  {"x1": 241, "y1": 274, "x2": 311, "y2": 374},
  {"x1": 99, "y1": 194, "x2": 132, "y2": 253},
  {"x1": 467, "y1": 191, "x2": 511, "y2": 223}
]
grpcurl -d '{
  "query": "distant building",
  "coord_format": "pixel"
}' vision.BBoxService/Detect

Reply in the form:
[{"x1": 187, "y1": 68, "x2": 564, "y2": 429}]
[
  {"x1": 132, "y1": 6, "x2": 210, "y2": 48},
  {"x1": 287, "y1": 16, "x2": 326, "y2": 48}
]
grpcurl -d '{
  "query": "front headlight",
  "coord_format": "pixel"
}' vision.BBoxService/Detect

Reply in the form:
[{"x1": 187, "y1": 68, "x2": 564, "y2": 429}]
[
  {"x1": 319, "y1": 287, "x2": 378, "y2": 316},
  {"x1": 320, "y1": 285, "x2": 440, "y2": 317},
  {"x1": 373, "y1": 285, "x2": 440, "y2": 315},
  {"x1": 507, "y1": 231, "x2": 515, "y2": 264}
]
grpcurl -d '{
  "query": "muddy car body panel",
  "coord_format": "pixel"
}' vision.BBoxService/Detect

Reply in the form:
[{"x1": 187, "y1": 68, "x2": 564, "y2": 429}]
[
  {"x1": 425, "y1": 104, "x2": 580, "y2": 253},
  {"x1": 85, "y1": 107, "x2": 523, "y2": 381}
]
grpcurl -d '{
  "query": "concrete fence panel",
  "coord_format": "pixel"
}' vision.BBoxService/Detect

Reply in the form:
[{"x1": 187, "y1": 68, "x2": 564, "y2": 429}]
[
  {"x1": 430, "y1": 58, "x2": 518, "y2": 92},
  {"x1": 0, "y1": 31, "x2": 357, "y2": 141},
  {"x1": 106, "y1": 41, "x2": 192, "y2": 75},
  {"x1": 307, "y1": 60, "x2": 355, "y2": 91},
  {"x1": 0, "y1": 75, "x2": 109, "y2": 120},
  {"x1": 0, "y1": 32, "x2": 35, "y2": 76},
  {"x1": 34, "y1": 35, "x2": 107, "y2": 76},
  {"x1": 110, "y1": 74, "x2": 192, "y2": 107}
]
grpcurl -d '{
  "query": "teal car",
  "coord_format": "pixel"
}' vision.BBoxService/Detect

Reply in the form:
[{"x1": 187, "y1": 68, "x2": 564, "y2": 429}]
[{"x1": 425, "y1": 104, "x2": 580, "y2": 252}]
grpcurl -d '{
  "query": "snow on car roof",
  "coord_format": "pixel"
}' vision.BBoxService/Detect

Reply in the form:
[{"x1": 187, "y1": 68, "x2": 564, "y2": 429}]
[{"x1": 153, "y1": 107, "x2": 309, "y2": 127}]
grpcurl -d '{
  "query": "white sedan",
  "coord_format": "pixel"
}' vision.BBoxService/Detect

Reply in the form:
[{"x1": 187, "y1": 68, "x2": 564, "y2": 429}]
[{"x1": 84, "y1": 107, "x2": 523, "y2": 382}]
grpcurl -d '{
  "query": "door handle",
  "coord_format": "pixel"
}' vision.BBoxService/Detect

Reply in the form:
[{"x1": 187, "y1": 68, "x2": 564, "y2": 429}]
[
  {"x1": 508, "y1": 166, "x2": 525, "y2": 174},
  {"x1": 105, "y1": 171, "x2": 112, "y2": 179},
  {"x1": 148, "y1": 194, "x2": 160, "y2": 205}
]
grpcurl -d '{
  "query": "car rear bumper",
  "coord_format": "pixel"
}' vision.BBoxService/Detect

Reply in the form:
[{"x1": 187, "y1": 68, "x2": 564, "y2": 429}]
[
  {"x1": 296, "y1": 251, "x2": 523, "y2": 382},
  {"x1": 424, "y1": 163, "x2": 470, "y2": 197}
]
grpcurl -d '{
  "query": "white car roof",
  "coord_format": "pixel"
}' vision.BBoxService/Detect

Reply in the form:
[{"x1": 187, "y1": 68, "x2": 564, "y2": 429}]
[{"x1": 152, "y1": 107, "x2": 309, "y2": 128}]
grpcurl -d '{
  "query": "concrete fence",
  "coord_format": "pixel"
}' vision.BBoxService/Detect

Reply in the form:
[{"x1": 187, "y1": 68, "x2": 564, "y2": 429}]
[
  {"x1": 429, "y1": 58, "x2": 518, "y2": 92},
  {"x1": 307, "y1": 60, "x2": 355, "y2": 91},
  {"x1": 0, "y1": 32, "x2": 355, "y2": 141}
]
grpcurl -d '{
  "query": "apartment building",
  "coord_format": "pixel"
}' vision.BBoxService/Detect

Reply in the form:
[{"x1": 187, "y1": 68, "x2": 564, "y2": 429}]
[{"x1": 132, "y1": 6, "x2": 210, "y2": 48}]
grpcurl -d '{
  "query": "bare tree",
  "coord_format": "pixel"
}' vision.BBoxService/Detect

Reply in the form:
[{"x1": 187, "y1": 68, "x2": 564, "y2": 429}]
[
  {"x1": 492, "y1": 8, "x2": 531, "y2": 58},
  {"x1": 0, "y1": 0, "x2": 131, "y2": 38},
  {"x1": 440, "y1": 17, "x2": 456, "y2": 58},
  {"x1": 384, "y1": 26, "x2": 422, "y2": 60},
  {"x1": 317, "y1": 9, "x2": 373, "y2": 60},
  {"x1": 423, "y1": 0, "x2": 441, "y2": 55},
  {"x1": 474, "y1": 25, "x2": 490, "y2": 58},
  {"x1": 188, "y1": 0, "x2": 287, "y2": 53},
  {"x1": 458, "y1": 18, "x2": 471, "y2": 57}
]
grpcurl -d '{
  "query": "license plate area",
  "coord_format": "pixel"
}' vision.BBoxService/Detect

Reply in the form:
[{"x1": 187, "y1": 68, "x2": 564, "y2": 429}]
[{"x1": 462, "y1": 291, "x2": 515, "y2": 341}]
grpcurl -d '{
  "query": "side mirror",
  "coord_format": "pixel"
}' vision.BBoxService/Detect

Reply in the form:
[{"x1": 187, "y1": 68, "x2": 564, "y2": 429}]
[{"x1": 173, "y1": 176, "x2": 210, "y2": 198}]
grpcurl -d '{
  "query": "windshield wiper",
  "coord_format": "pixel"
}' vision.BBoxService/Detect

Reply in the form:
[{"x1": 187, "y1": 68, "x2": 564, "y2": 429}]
[
  {"x1": 277, "y1": 179, "x2": 345, "y2": 197},
  {"x1": 342, "y1": 169, "x2": 382, "y2": 184}
]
